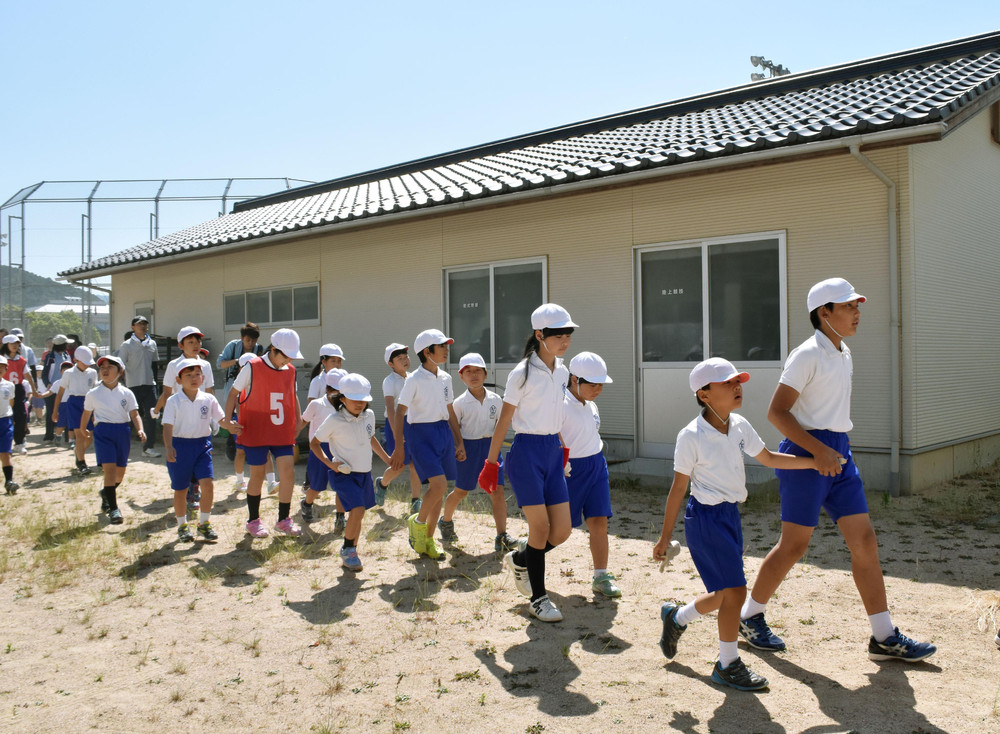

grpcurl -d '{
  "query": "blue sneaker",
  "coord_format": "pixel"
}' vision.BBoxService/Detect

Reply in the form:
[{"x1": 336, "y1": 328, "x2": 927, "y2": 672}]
[
  {"x1": 659, "y1": 603, "x2": 686, "y2": 660},
  {"x1": 374, "y1": 476, "x2": 386, "y2": 507},
  {"x1": 868, "y1": 628, "x2": 936, "y2": 662},
  {"x1": 340, "y1": 546, "x2": 363, "y2": 571},
  {"x1": 739, "y1": 612, "x2": 786, "y2": 651},
  {"x1": 711, "y1": 658, "x2": 769, "y2": 691}
]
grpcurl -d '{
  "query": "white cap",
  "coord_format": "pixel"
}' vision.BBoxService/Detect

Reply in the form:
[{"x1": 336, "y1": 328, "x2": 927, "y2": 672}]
[
  {"x1": 320, "y1": 343, "x2": 345, "y2": 359},
  {"x1": 807, "y1": 278, "x2": 867, "y2": 312},
  {"x1": 324, "y1": 368, "x2": 348, "y2": 390},
  {"x1": 10, "y1": 328, "x2": 24, "y2": 337},
  {"x1": 569, "y1": 351, "x2": 613, "y2": 383},
  {"x1": 414, "y1": 329, "x2": 453, "y2": 354},
  {"x1": 0, "y1": 355, "x2": 7, "y2": 365},
  {"x1": 531, "y1": 303, "x2": 578, "y2": 330},
  {"x1": 238, "y1": 353, "x2": 257, "y2": 367},
  {"x1": 2, "y1": 334, "x2": 20, "y2": 344},
  {"x1": 177, "y1": 325, "x2": 204, "y2": 343},
  {"x1": 52, "y1": 334, "x2": 74, "y2": 345},
  {"x1": 74, "y1": 345, "x2": 95, "y2": 366},
  {"x1": 384, "y1": 342, "x2": 408, "y2": 364},
  {"x1": 338, "y1": 373, "x2": 373, "y2": 402},
  {"x1": 688, "y1": 357, "x2": 750, "y2": 394},
  {"x1": 458, "y1": 353, "x2": 487, "y2": 372},
  {"x1": 175, "y1": 357, "x2": 205, "y2": 375},
  {"x1": 97, "y1": 355, "x2": 125, "y2": 371},
  {"x1": 270, "y1": 328, "x2": 303, "y2": 359}
]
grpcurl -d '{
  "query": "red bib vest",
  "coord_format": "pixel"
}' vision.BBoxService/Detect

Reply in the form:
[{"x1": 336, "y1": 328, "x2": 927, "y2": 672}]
[{"x1": 238, "y1": 357, "x2": 297, "y2": 446}]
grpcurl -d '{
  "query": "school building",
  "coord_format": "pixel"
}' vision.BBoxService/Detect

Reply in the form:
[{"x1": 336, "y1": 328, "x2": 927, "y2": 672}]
[{"x1": 60, "y1": 31, "x2": 1000, "y2": 495}]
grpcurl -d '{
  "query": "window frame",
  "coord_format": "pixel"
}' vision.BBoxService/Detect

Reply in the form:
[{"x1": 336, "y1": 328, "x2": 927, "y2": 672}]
[{"x1": 222, "y1": 282, "x2": 321, "y2": 329}]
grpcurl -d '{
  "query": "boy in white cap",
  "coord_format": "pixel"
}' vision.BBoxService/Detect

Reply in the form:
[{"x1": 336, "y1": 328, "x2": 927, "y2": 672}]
[
  {"x1": 396, "y1": 329, "x2": 466, "y2": 560},
  {"x1": 437, "y1": 352, "x2": 516, "y2": 552},
  {"x1": 154, "y1": 326, "x2": 215, "y2": 415},
  {"x1": 0, "y1": 356, "x2": 17, "y2": 493},
  {"x1": 562, "y1": 351, "x2": 619, "y2": 597},
  {"x1": 53, "y1": 344, "x2": 98, "y2": 476},
  {"x1": 296, "y1": 367, "x2": 349, "y2": 529},
  {"x1": 738, "y1": 277, "x2": 937, "y2": 663},
  {"x1": 224, "y1": 328, "x2": 304, "y2": 538},
  {"x1": 374, "y1": 343, "x2": 423, "y2": 513},
  {"x1": 654, "y1": 358, "x2": 819, "y2": 691},
  {"x1": 79, "y1": 355, "x2": 146, "y2": 524}
]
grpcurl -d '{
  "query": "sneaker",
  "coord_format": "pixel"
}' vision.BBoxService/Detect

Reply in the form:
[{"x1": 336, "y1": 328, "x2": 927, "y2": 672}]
[
  {"x1": 504, "y1": 550, "x2": 532, "y2": 597},
  {"x1": 177, "y1": 523, "x2": 195, "y2": 542},
  {"x1": 711, "y1": 658, "x2": 769, "y2": 691},
  {"x1": 739, "y1": 612, "x2": 786, "y2": 651},
  {"x1": 659, "y1": 603, "x2": 687, "y2": 659},
  {"x1": 5, "y1": 480, "x2": 19, "y2": 495},
  {"x1": 246, "y1": 518, "x2": 270, "y2": 538},
  {"x1": 437, "y1": 518, "x2": 458, "y2": 542},
  {"x1": 592, "y1": 572, "x2": 622, "y2": 598},
  {"x1": 300, "y1": 499, "x2": 314, "y2": 523},
  {"x1": 274, "y1": 517, "x2": 302, "y2": 537},
  {"x1": 142, "y1": 448, "x2": 161, "y2": 458},
  {"x1": 333, "y1": 513, "x2": 346, "y2": 535},
  {"x1": 994, "y1": 632, "x2": 999, "y2": 650},
  {"x1": 374, "y1": 476, "x2": 386, "y2": 507},
  {"x1": 407, "y1": 513, "x2": 427, "y2": 554},
  {"x1": 409, "y1": 497, "x2": 422, "y2": 515},
  {"x1": 423, "y1": 536, "x2": 443, "y2": 560},
  {"x1": 232, "y1": 476, "x2": 247, "y2": 494},
  {"x1": 529, "y1": 594, "x2": 562, "y2": 622},
  {"x1": 77, "y1": 464, "x2": 93, "y2": 476},
  {"x1": 99, "y1": 489, "x2": 111, "y2": 513},
  {"x1": 867, "y1": 628, "x2": 937, "y2": 663},
  {"x1": 495, "y1": 532, "x2": 519, "y2": 553},
  {"x1": 108, "y1": 508, "x2": 123, "y2": 525},
  {"x1": 16, "y1": 444, "x2": 27, "y2": 455},
  {"x1": 197, "y1": 521, "x2": 219, "y2": 542},
  {"x1": 267, "y1": 479, "x2": 280, "y2": 495},
  {"x1": 340, "y1": 546, "x2": 363, "y2": 571}
]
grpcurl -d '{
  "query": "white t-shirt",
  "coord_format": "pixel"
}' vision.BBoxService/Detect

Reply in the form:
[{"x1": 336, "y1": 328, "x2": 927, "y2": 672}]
[
  {"x1": 452, "y1": 388, "x2": 503, "y2": 440},
  {"x1": 64, "y1": 366, "x2": 98, "y2": 397},
  {"x1": 307, "y1": 373, "x2": 325, "y2": 401},
  {"x1": 561, "y1": 392, "x2": 603, "y2": 458},
  {"x1": 673, "y1": 413, "x2": 765, "y2": 505},
  {"x1": 502, "y1": 353, "x2": 569, "y2": 435},
  {"x1": 163, "y1": 355, "x2": 215, "y2": 394},
  {"x1": 314, "y1": 408, "x2": 377, "y2": 473},
  {"x1": 83, "y1": 383, "x2": 139, "y2": 425},
  {"x1": 163, "y1": 390, "x2": 225, "y2": 438},
  {"x1": 301, "y1": 396, "x2": 338, "y2": 442},
  {"x1": 0, "y1": 378, "x2": 13, "y2": 419},
  {"x1": 398, "y1": 366, "x2": 453, "y2": 424},
  {"x1": 382, "y1": 371, "x2": 407, "y2": 418},
  {"x1": 779, "y1": 330, "x2": 853, "y2": 433}
]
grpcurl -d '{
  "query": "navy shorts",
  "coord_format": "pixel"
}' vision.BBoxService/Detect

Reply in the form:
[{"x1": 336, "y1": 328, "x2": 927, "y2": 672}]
[
  {"x1": 94, "y1": 422, "x2": 131, "y2": 467},
  {"x1": 0, "y1": 416, "x2": 12, "y2": 453},
  {"x1": 66, "y1": 395, "x2": 93, "y2": 431},
  {"x1": 243, "y1": 444, "x2": 294, "y2": 466},
  {"x1": 384, "y1": 418, "x2": 411, "y2": 464},
  {"x1": 566, "y1": 452, "x2": 613, "y2": 527},
  {"x1": 776, "y1": 430, "x2": 868, "y2": 526},
  {"x1": 684, "y1": 497, "x2": 746, "y2": 592},
  {"x1": 168, "y1": 437, "x2": 214, "y2": 490},
  {"x1": 406, "y1": 420, "x2": 457, "y2": 483},
  {"x1": 505, "y1": 433, "x2": 569, "y2": 508},
  {"x1": 307, "y1": 442, "x2": 332, "y2": 492},
  {"x1": 332, "y1": 471, "x2": 376, "y2": 512},
  {"x1": 56, "y1": 402, "x2": 69, "y2": 429},
  {"x1": 456, "y1": 437, "x2": 504, "y2": 492}
]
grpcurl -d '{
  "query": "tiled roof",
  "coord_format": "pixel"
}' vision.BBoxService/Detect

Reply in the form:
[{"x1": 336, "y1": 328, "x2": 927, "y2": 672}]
[{"x1": 62, "y1": 30, "x2": 1000, "y2": 278}]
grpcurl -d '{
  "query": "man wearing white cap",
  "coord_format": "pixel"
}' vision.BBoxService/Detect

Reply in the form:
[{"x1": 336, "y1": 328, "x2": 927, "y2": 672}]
[{"x1": 739, "y1": 278, "x2": 936, "y2": 664}]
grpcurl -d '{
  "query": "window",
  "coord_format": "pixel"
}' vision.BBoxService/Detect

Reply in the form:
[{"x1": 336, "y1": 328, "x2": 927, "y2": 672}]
[
  {"x1": 223, "y1": 283, "x2": 320, "y2": 328},
  {"x1": 445, "y1": 258, "x2": 546, "y2": 364},
  {"x1": 638, "y1": 234, "x2": 785, "y2": 363}
]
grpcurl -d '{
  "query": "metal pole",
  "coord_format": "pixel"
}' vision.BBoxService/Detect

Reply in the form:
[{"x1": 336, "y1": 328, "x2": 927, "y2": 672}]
[
  {"x1": 7, "y1": 214, "x2": 23, "y2": 327},
  {"x1": 153, "y1": 180, "x2": 166, "y2": 239},
  {"x1": 19, "y1": 202, "x2": 25, "y2": 330}
]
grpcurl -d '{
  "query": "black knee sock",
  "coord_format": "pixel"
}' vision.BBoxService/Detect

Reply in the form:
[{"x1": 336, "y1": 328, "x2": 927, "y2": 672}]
[
  {"x1": 278, "y1": 502, "x2": 290, "y2": 522},
  {"x1": 526, "y1": 544, "x2": 546, "y2": 601},
  {"x1": 3, "y1": 466, "x2": 13, "y2": 482},
  {"x1": 343, "y1": 537, "x2": 356, "y2": 548},
  {"x1": 104, "y1": 485, "x2": 118, "y2": 511},
  {"x1": 544, "y1": 542, "x2": 556, "y2": 553},
  {"x1": 247, "y1": 494, "x2": 261, "y2": 522}
]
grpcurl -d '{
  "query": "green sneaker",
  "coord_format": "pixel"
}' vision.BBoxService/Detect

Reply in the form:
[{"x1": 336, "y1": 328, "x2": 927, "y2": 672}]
[
  {"x1": 423, "y1": 535, "x2": 442, "y2": 559},
  {"x1": 407, "y1": 513, "x2": 427, "y2": 554},
  {"x1": 592, "y1": 571, "x2": 622, "y2": 598},
  {"x1": 437, "y1": 518, "x2": 458, "y2": 542},
  {"x1": 177, "y1": 523, "x2": 194, "y2": 542},
  {"x1": 197, "y1": 521, "x2": 219, "y2": 543}
]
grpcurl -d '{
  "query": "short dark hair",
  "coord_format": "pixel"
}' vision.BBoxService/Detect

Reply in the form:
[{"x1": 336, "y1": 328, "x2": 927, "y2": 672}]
[
  {"x1": 389, "y1": 348, "x2": 408, "y2": 363},
  {"x1": 809, "y1": 302, "x2": 834, "y2": 329},
  {"x1": 695, "y1": 383, "x2": 709, "y2": 408},
  {"x1": 241, "y1": 322, "x2": 260, "y2": 339}
]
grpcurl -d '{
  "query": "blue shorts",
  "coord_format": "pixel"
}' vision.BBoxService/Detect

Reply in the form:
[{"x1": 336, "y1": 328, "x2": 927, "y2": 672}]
[
  {"x1": 566, "y1": 452, "x2": 612, "y2": 527},
  {"x1": 56, "y1": 402, "x2": 69, "y2": 429},
  {"x1": 505, "y1": 433, "x2": 569, "y2": 508},
  {"x1": 94, "y1": 422, "x2": 131, "y2": 467},
  {"x1": 456, "y1": 437, "x2": 504, "y2": 492},
  {"x1": 406, "y1": 420, "x2": 456, "y2": 483},
  {"x1": 66, "y1": 395, "x2": 93, "y2": 431},
  {"x1": 31, "y1": 396, "x2": 44, "y2": 410},
  {"x1": 332, "y1": 471, "x2": 376, "y2": 512},
  {"x1": 0, "y1": 416, "x2": 12, "y2": 453},
  {"x1": 243, "y1": 444, "x2": 294, "y2": 466},
  {"x1": 384, "y1": 418, "x2": 411, "y2": 464},
  {"x1": 685, "y1": 497, "x2": 746, "y2": 592},
  {"x1": 776, "y1": 430, "x2": 868, "y2": 526},
  {"x1": 167, "y1": 437, "x2": 214, "y2": 490},
  {"x1": 307, "y1": 443, "x2": 333, "y2": 492}
]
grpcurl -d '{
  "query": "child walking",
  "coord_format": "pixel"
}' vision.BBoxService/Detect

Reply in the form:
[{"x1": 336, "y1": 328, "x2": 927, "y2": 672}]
[
  {"x1": 53, "y1": 345, "x2": 98, "y2": 476},
  {"x1": 374, "y1": 343, "x2": 423, "y2": 512},
  {"x1": 297, "y1": 367, "x2": 349, "y2": 530},
  {"x1": 480, "y1": 303, "x2": 576, "y2": 622},
  {"x1": 79, "y1": 356, "x2": 146, "y2": 524},
  {"x1": 1, "y1": 334, "x2": 39, "y2": 455},
  {"x1": 0, "y1": 356, "x2": 17, "y2": 494},
  {"x1": 311, "y1": 373, "x2": 393, "y2": 571},
  {"x1": 307, "y1": 344, "x2": 345, "y2": 400},
  {"x1": 438, "y1": 353, "x2": 517, "y2": 552},
  {"x1": 561, "y1": 351, "x2": 619, "y2": 598}
]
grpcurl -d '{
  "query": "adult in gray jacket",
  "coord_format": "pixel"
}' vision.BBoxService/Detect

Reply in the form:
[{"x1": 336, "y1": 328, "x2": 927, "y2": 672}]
[{"x1": 118, "y1": 315, "x2": 161, "y2": 457}]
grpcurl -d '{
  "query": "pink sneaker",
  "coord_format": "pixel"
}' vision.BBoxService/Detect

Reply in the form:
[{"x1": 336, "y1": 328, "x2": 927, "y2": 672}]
[
  {"x1": 274, "y1": 517, "x2": 302, "y2": 537},
  {"x1": 245, "y1": 518, "x2": 269, "y2": 538}
]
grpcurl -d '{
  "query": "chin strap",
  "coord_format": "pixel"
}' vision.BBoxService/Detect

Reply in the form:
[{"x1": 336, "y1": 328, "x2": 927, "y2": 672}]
[{"x1": 824, "y1": 318, "x2": 846, "y2": 340}]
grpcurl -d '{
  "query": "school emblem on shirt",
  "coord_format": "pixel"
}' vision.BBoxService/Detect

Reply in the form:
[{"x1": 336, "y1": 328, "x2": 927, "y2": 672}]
[
  {"x1": 489, "y1": 404, "x2": 497, "y2": 420},
  {"x1": 120, "y1": 399, "x2": 128, "y2": 409},
  {"x1": 443, "y1": 384, "x2": 450, "y2": 400},
  {"x1": 200, "y1": 405, "x2": 209, "y2": 418},
  {"x1": 366, "y1": 422, "x2": 374, "y2": 437},
  {"x1": 739, "y1": 439, "x2": 745, "y2": 453}
]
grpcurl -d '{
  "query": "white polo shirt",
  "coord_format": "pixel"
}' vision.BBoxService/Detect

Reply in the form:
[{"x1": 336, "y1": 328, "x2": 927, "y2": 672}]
[
  {"x1": 232, "y1": 353, "x2": 287, "y2": 393},
  {"x1": 302, "y1": 395, "x2": 337, "y2": 442},
  {"x1": 561, "y1": 393, "x2": 603, "y2": 458},
  {"x1": 308, "y1": 373, "x2": 326, "y2": 401},
  {"x1": 163, "y1": 355, "x2": 215, "y2": 393},
  {"x1": 453, "y1": 388, "x2": 503, "y2": 439},
  {"x1": 64, "y1": 366, "x2": 98, "y2": 397},
  {"x1": 0, "y1": 379, "x2": 13, "y2": 419},
  {"x1": 503, "y1": 353, "x2": 569, "y2": 435},
  {"x1": 83, "y1": 383, "x2": 139, "y2": 425},
  {"x1": 162, "y1": 390, "x2": 225, "y2": 438},
  {"x1": 398, "y1": 366, "x2": 453, "y2": 424},
  {"x1": 314, "y1": 408, "x2": 377, "y2": 473},
  {"x1": 673, "y1": 413, "x2": 765, "y2": 505},
  {"x1": 382, "y1": 371, "x2": 407, "y2": 418},
  {"x1": 779, "y1": 330, "x2": 853, "y2": 433}
]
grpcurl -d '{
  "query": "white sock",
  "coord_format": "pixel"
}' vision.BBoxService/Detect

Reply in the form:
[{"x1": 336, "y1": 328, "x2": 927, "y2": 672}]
[
  {"x1": 741, "y1": 597, "x2": 767, "y2": 620},
  {"x1": 266, "y1": 472, "x2": 275, "y2": 483},
  {"x1": 176, "y1": 515, "x2": 186, "y2": 527},
  {"x1": 675, "y1": 601, "x2": 702, "y2": 627},
  {"x1": 237, "y1": 471, "x2": 245, "y2": 481},
  {"x1": 200, "y1": 511, "x2": 211, "y2": 525},
  {"x1": 593, "y1": 568, "x2": 607, "y2": 579},
  {"x1": 719, "y1": 640, "x2": 740, "y2": 668},
  {"x1": 869, "y1": 611, "x2": 895, "y2": 642}
]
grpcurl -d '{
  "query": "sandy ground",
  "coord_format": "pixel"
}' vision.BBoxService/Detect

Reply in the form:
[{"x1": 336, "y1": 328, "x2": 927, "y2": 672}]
[{"x1": 0, "y1": 428, "x2": 998, "y2": 734}]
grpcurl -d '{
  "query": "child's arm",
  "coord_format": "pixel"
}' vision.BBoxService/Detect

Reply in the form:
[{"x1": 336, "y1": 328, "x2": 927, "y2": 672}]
[
  {"x1": 447, "y1": 404, "x2": 466, "y2": 462},
  {"x1": 24, "y1": 372, "x2": 38, "y2": 398},
  {"x1": 79, "y1": 409, "x2": 93, "y2": 438},
  {"x1": 769, "y1": 384, "x2": 843, "y2": 476},
  {"x1": 652, "y1": 471, "x2": 690, "y2": 561},
  {"x1": 162, "y1": 422, "x2": 176, "y2": 463},
  {"x1": 309, "y1": 436, "x2": 339, "y2": 471},
  {"x1": 485, "y1": 403, "x2": 516, "y2": 464},
  {"x1": 129, "y1": 408, "x2": 146, "y2": 445},
  {"x1": 371, "y1": 436, "x2": 392, "y2": 466},
  {"x1": 752, "y1": 447, "x2": 819, "y2": 471},
  {"x1": 52, "y1": 387, "x2": 65, "y2": 422},
  {"x1": 154, "y1": 385, "x2": 172, "y2": 415},
  {"x1": 389, "y1": 404, "x2": 409, "y2": 471},
  {"x1": 294, "y1": 417, "x2": 308, "y2": 437}
]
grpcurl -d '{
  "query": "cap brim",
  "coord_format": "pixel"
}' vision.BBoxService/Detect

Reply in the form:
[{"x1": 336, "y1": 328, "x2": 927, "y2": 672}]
[{"x1": 342, "y1": 392, "x2": 373, "y2": 402}]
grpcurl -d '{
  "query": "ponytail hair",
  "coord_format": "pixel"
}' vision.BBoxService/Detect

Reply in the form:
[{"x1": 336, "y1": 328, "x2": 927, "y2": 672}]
[
  {"x1": 519, "y1": 326, "x2": 574, "y2": 386},
  {"x1": 309, "y1": 362, "x2": 324, "y2": 380}
]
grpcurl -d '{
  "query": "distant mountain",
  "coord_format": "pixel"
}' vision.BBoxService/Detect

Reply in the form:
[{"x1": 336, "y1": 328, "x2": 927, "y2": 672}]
[{"x1": 0, "y1": 265, "x2": 107, "y2": 311}]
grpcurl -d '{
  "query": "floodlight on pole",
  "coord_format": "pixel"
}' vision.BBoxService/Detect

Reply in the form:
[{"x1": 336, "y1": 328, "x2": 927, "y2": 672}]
[{"x1": 750, "y1": 55, "x2": 791, "y2": 82}]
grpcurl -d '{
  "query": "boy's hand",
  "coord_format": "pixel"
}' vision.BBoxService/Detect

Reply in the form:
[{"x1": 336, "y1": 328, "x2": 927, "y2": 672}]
[
  {"x1": 150, "y1": 408, "x2": 160, "y2": 419},
  {"x1": 52, "y1": 410, "x2": 59, "y2": 423},
  {"x1": 478, "y1": 460, "x2": 500, "y2": 494},
  {"x1": 653, "y1": 539, "x2": 681, "y2": 571},
  {"x1": 333, "y1": 461, "x2": 352, "y2": 474},
  {"x1": 228, "y1": 421, "x2": 243, "y2": 436},
  {"x1": 814, "y1": 445, "x2": 845, "y2": 477},
  {"x1": 137, "y1": 430, "x2": 147, "y2": 443},
  {"x1": 389, "y1": 448, "x2": 403, "y2": 472},
  {"x1": 455, "y1": 445, "x2": 466, "y2": 462},
  {"x1": 166, "y1": 446, "x2": 177, "y2": 463}
]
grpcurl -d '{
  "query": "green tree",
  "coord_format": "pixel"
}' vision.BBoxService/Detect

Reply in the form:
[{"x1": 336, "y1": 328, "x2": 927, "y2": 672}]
[{"x1": 25, "y1": 310, "x2": 100, "y2": 348}]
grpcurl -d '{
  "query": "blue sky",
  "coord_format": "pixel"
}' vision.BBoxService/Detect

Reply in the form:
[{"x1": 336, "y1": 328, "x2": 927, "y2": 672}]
[{"x1": 1, "y1": 1, "x2": 996, "y2": 279}]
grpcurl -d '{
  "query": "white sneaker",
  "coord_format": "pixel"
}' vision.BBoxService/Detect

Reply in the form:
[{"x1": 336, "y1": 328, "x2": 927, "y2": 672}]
[
  {"x1": 995, "y1": 631, "x2": 999, "y2": 650},
  {"x1": 267, "y1": 480, "x2": 280, "y2": 495},
  {"x1": 504, "y1": 550, "x2": 532, "y2": 597},
  {"x1": 16, "y1": 444, "x2": 27, "y2": 455},
  {"x1": 529, "y1": 594, "x2": 562, "y2": 623},
  {"x1": 233, "y1": 476, "x2": 247, "y2": 492},
  {"x1": 142, "y1": 448, "x2": 161, "y2": 458}
]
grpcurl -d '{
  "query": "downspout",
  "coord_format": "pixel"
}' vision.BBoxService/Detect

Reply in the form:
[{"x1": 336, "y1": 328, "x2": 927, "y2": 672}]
[{"x1": 848, "y1": 144, "x2": 901, "y2": 496}]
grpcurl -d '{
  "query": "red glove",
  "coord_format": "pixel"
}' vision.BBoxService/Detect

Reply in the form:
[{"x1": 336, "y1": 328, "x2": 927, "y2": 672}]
[
  {"x1": 562, "y1": 447, "x2": 571, "y2": 467},
  {"x1": 479, "y1": 460, "x2": 500, "y2": 494}
]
